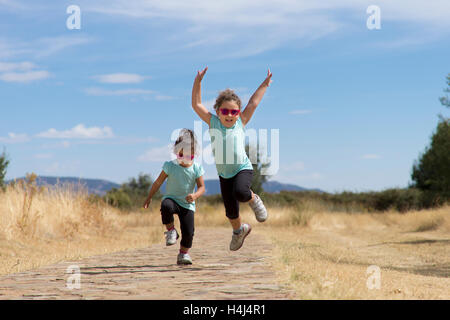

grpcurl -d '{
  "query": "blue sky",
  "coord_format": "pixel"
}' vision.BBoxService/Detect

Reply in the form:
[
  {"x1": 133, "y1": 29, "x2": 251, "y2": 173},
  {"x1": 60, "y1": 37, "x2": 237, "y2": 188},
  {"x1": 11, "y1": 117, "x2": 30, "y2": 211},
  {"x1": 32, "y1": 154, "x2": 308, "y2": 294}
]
[{"x1": 1, "y1": 0, "x2": 449, "y2": 193}]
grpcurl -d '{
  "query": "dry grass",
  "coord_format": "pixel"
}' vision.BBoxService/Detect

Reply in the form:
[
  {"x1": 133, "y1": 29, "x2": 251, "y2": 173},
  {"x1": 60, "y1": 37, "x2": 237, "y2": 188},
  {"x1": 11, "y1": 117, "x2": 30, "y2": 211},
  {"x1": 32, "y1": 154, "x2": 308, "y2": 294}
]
[
  {"x1": 261, "y1": 204, "x2": 450, "y2": 299},
  {"x1": 0, "y1": 177, "x2": 243, "y2": 276},
  {"x1": 1, "y1": 179, "x2": 449, "y2": 300},
  {"x1": 0, "y1": 176, "x2": 163, "y2": 276}
]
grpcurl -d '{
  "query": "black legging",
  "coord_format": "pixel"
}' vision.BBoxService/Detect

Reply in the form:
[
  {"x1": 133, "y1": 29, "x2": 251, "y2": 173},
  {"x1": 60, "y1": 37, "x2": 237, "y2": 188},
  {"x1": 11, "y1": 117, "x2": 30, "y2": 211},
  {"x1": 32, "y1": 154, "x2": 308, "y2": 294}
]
[
  {"x1": 160, "y1": 198, "x2": 195, "y2": 248},
  {"x1": 219, "y1": 169, "x2": 253, "y2": 220}
]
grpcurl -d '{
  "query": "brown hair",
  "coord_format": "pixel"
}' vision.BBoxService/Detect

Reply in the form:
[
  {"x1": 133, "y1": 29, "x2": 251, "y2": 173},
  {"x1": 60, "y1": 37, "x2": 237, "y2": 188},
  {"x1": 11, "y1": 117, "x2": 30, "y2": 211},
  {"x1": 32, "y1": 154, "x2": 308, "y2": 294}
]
[
  {"x1": 213, "y1": 88, "x2": 242, "y2": 111},
  {"x1": 173, "y1": 128, "x2": 197, "y2": 156}
]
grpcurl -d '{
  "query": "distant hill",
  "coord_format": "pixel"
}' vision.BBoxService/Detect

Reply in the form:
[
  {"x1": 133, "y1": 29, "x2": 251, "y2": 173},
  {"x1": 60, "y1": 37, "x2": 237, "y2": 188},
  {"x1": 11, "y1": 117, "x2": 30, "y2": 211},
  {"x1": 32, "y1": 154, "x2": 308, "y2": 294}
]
[
  {"x1": 263, "y1": 180, "x2": 308, "y2": 193},
  {"x1": 8, "y1": 176, "x2": 323, "y2": 196},
  {"x1": 199, "y1": 179, "x2": 323, "y2": 195},
  {"x1": 8, "y1": 176, "x2": 120, "y2": 196}
]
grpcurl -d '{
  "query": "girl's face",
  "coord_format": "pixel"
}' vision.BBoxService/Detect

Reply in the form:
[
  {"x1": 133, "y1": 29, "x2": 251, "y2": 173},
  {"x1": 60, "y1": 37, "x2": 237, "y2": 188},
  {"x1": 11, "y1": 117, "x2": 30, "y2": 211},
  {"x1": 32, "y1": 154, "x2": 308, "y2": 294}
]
[
  {"x1": 176, "y1": 150, "x2": 194, "y2": 167},
  {"x1": 216, "y1": 100, "x2": 241, "y2": 128}
]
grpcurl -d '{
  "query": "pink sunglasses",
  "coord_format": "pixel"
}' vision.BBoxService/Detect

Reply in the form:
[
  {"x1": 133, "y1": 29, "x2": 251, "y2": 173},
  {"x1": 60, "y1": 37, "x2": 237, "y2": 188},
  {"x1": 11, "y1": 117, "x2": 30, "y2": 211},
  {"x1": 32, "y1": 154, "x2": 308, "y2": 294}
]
[
  {"x1": 177, "y1": 151, "x2": 194, "y2": 161},
  {"x1": 219, "y1": 108, "x2": 240, "y2": 117}
]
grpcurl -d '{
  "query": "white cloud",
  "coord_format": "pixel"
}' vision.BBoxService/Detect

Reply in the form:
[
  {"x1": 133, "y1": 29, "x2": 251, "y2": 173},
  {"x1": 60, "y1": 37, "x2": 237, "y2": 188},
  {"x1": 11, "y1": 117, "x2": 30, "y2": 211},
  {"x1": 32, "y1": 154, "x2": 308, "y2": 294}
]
[
  {"x1": 34, "y1": 36, "x2": 92, "y2": 58},
  {"x1": 93, "y1": 73, "x2": 149, "y2": 84},
  {"x1": 0, "y1": 70, "x2": 50, "y2": 83},
  {"x1": 137, "y1": 144, "x2": 176, "y2": 162},
  {"x1": 0, "y1": 60, "x2": 50, "y2": 83},
  {"x1": 0, "y1": 132, "x2": 29, "y2": 143},
  {"x1": 0, "y1": 61, "x2": 35, "y2": 72},
  {"x1": 79, "y1": 0, "x2": 450, "y2": 59},
  {"x1": 85, "y1": 87, "x2": 155, "y2": 96},
  {"x1": 0, "y1": 36, "x2": 92, "y2": 60},
  {"x1": 81, "y1": 0, "x2": 341, "y2": 59},
  {"x1": 36, "y1": 124, "x2": 114, "y2": 139}
]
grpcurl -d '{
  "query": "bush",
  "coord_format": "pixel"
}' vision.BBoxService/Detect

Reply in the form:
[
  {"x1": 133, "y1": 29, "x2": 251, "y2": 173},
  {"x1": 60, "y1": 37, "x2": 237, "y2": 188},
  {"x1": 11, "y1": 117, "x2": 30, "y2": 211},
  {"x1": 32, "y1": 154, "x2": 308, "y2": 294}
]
[
  {"x1": 103, "y1": 173, "x2": 160, "y2": 210},
  {"x1": 225, "y1": 188, "x2": 432, "y2": 213},
  {"x1": 104, "y1": 188, "x2": 132, "y2": 209},
  {"x1": 367, "y1": 188, "x2": 423, "y2": 213}
]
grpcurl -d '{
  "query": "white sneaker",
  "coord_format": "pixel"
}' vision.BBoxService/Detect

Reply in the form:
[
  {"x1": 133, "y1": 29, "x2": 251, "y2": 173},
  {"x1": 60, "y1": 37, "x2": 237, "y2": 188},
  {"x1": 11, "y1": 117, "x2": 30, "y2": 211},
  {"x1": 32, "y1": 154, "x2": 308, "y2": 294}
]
[
  {"x1": 229, "y1": 224, "x2": 252, "y2": 251},
  {"x1": 177, "y1": 253, "x2": 193, "y2": 265},
  {"x1": 164, "y1": 228, "x2": 179, "y2": 246},
  {"x1": 249, "y1": 194, "x2": 268, "y2": 222}
]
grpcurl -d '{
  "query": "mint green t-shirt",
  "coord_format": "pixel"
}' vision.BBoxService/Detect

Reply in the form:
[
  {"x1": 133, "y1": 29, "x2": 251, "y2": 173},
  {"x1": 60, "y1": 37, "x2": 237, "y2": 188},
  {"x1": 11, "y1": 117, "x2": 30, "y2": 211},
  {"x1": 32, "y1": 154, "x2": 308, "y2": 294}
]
[
  {"x1": 162, "y1": 160, "x2": 205, "y2": 212},
  {"x1": 209, "y1": 114, "x2": 253, "y2": 179}
]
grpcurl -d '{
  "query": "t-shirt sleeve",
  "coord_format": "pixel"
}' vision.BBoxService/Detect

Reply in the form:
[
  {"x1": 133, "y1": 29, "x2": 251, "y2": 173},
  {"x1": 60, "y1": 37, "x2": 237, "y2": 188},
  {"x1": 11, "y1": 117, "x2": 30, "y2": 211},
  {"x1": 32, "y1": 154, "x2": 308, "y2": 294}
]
[
  {"x1": 162, "y1": 161, "x2": 171, "y2": 175},
  {"x1": 237, "y1": 115, "x2": 243, "y2": 128},
  {"x1": 210, "y1": 114, "x2": 218, "y2": 129},
  {"x1": 195, "y1": 163, "x2": 205, "y2": 179}
]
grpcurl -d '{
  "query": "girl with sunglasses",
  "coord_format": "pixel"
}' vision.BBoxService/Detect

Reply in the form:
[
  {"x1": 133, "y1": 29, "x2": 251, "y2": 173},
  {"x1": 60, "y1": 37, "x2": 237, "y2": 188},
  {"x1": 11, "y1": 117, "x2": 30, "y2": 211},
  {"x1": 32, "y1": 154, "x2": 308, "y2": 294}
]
[
  {"x1": 191, "y1": 67, "x2": 272, "y2": 251},
  {"x1": 143, "y1": 129, "x2": 205, "y2": 265}
]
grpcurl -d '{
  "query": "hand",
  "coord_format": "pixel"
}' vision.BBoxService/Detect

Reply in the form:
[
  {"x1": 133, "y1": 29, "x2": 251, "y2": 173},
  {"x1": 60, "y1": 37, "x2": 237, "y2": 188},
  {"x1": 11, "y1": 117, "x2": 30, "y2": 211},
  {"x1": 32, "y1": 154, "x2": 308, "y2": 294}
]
[
  {"x1": 143, "y1": 197, "x2": 152, "y2": 209},
  {"x1": 195, "y1": 67, "x2": 208, "y2": 82},
  {"x1": 185, "y1": 194, "x2": 196, "y2": 203},
  {"x1": 262, "y1": 68, "x2": 273, "y2": 87}
]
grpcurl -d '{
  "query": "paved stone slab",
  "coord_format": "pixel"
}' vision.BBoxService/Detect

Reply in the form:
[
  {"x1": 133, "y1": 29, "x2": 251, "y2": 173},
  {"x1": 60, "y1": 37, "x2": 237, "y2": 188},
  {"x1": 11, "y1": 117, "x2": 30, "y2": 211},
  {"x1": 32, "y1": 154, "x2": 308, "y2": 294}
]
[{"x1": 0, "y1": 227, "x2": 293, "y2": 300}]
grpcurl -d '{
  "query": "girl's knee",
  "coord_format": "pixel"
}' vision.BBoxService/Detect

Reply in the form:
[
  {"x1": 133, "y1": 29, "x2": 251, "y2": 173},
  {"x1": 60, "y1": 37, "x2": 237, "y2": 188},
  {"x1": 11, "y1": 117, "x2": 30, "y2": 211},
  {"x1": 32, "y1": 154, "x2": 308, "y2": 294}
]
[
  {"x1": 161, "y1": 198, "x2": 175, "y2": 211},
  {"x1": 234, "y1": 187, "x2": 252, "y2": 203},
  {"x1": 160, "y1": 199, "x2": 177, "y2": 224}
]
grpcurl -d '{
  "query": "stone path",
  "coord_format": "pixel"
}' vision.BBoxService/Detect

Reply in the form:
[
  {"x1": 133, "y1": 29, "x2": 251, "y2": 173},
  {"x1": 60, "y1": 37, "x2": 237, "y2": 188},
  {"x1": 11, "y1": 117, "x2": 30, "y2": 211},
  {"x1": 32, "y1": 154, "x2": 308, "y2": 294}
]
[{"x1": 0, "y1": 227, "x2": 293, "y2": 300}]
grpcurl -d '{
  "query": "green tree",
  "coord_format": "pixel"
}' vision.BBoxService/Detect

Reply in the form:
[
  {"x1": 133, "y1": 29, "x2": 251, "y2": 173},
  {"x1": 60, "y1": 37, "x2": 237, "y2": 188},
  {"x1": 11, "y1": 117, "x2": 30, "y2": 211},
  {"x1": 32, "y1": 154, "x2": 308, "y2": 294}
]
[
  {"x1": 245, "y1": 143, "x2": 271, "y2": 195},
  {"x1": 411, "y1": 118, "x2": 450, "y2": 205},
  {"x1": 121, "y1": 173, "x2": 160, "y2": 204},
  {"x1": 411, "y1": 74, "x2": 450, "y2": 206},
  {"x1": 439, "y1": 73, "x2": 450, "y2": 108},
  {"x1": 104, "y1": 173, "x2": 159, "y2": 209},
  {"x1": 0, "y1": 149, "x2": 10, "y2": 191}
]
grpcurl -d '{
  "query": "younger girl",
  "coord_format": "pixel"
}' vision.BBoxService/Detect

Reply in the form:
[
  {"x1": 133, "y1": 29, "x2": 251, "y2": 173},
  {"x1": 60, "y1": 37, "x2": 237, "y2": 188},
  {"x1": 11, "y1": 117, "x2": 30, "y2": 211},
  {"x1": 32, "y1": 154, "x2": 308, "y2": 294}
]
[
  {"x1": 143, "y1": 129, "x2": 205, "y2": 265},
  {"x1": 191, "y1": 67, "x2": 271, "y2": 251}
]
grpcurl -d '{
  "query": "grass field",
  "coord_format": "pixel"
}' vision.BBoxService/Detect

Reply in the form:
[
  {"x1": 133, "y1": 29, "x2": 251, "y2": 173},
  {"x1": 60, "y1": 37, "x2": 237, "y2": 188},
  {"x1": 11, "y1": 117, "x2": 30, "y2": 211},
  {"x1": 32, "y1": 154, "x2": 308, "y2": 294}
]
[
  {"x1": 261, "y1": 205, "x2": 450, "y2": 299},
  {"x1": 0, "y1": 183, "x2": 448, "y2": 299}
]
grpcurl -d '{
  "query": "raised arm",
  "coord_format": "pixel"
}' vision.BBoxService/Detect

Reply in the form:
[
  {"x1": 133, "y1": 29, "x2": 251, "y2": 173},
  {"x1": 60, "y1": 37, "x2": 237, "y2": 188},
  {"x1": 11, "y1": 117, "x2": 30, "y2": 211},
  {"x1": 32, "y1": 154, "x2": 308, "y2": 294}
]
[
  {"x1": 192, "y1": 67, "x2": 212, "y2": 126},
  {"x1": 241, "y1": 69, "x2": 273, "y2": 126}
]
